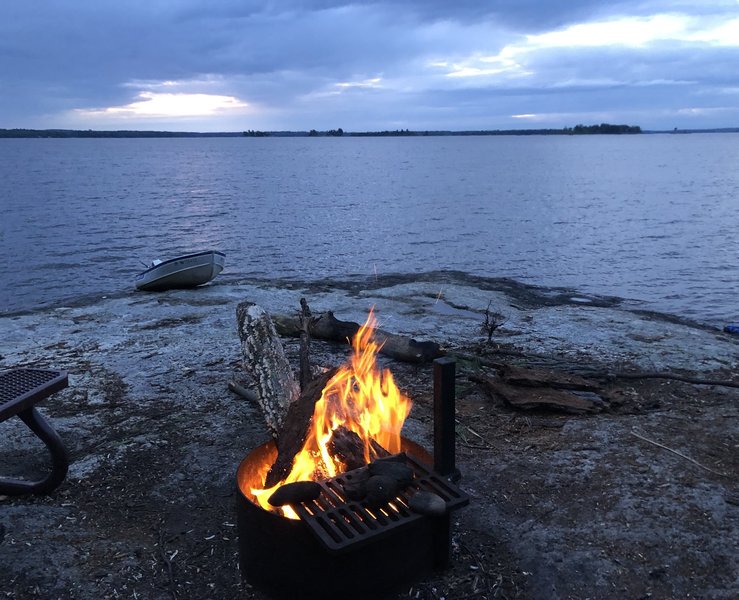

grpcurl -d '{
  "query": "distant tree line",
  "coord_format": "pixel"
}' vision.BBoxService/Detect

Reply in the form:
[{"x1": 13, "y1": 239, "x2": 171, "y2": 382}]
[
  {"x1": 1, "y1": 123, "x2": 645, "y2": 139},
  {"x1": 297, "y1": 124, "x2": 642, "y2": 137},
  {"x1": 567, "y1": 123, "x2": 642, "y2": 134},
  {"x1": 308, "y1": 128, "x2": 344, "y2": 137},
  {"x1": 352, "y1": 129, "x2": 415, "y2": 137}
]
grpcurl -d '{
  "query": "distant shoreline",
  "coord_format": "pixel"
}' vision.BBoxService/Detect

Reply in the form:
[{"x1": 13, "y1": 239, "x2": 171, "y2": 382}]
[
  {"x1": 0, "y1": 125, "x2": 736, "y2": 139},
  {"x1": 0, "y1": 123, "x2": 655, "y2": 139},
  {"x1": 0, "y1": 125, "x2": 739, "y2": 139}
]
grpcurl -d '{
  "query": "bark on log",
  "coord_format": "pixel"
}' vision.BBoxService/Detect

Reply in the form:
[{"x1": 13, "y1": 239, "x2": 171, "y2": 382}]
[
  {"x1": 237, "y1": 301, "x2": 300, "y2": 438},
  {"x1": 273, "y1": 311, "x2": 443, "y2": 363},
  {"x1": 265, "y1": 367, "x2": 339, "y2": 488}
]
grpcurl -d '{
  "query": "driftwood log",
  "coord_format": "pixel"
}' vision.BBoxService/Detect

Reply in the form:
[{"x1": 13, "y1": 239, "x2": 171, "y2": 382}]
[
  {"x1": 472, "y1": 371, "x2": 607, "y2": 414},
  {"x1": 237, "y1": 301, "x2": 300, "y2": 438},
  {"x1": 495, "y1": 364, "x2": 601, "y2": 392},
  {"x1": 273, "y1": 310, "x2": 443, "y2": 363}
]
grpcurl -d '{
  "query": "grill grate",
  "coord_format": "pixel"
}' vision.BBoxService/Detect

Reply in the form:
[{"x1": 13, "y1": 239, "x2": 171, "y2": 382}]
[{"x1": 292, "y1": 453, "x2": 468, "y2": 554}]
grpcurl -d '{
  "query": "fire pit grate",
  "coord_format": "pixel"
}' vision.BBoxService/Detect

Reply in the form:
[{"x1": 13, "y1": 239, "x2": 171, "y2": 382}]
[{"x1": 291, "y1": 453, "x2": 469, "y2": 554}]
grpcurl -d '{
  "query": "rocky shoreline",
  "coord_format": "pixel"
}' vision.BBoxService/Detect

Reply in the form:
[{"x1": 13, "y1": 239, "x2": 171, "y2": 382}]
[{"x1": 1, "y1": 273, "x2": 737, "y2": 599}]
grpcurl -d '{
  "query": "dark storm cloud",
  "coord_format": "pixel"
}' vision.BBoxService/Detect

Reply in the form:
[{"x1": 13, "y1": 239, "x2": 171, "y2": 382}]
[{"x1": 0, "y1": 0, "x2": 737, "y2": 130}]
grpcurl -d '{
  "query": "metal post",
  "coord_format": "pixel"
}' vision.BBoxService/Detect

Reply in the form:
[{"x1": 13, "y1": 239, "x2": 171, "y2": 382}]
[
  {"x1": 433, "y1": 357, "x2": 459, "y2": 481},
  {"x1": 432, "y1": 356, "x2": 459, "y2": 569}
]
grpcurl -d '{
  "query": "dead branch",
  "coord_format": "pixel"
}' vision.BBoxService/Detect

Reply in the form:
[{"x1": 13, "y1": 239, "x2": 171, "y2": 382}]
[
  {"x1": 629, "y1": 429, "x2": 729, "y2": 477},
  {"x1": 480, "y1": 301, "x2": 506, "y2": 345},
  {"x1": 612, "y1": 372, "x2": 739, "y2": 389},
  {"x1": 273, "y1": 310, "x2": 443, "y2": 363},
  {"x1": 299, "y1": 297, "x2": 313, "y2": 391},
  {"x1": 452, "y1": 350, "x2": 739, "y2": 390},
  {"x1": 227, "y1": 380, "x2": 259, "y2": 403}
]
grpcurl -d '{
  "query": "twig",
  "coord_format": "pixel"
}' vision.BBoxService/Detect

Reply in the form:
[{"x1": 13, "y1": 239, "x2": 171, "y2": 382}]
[
  {"x1": 157, "y1": 519, "x2": 178, "y2": 600},
  {"x1": 458, "y1": 441, "x2": 495, "y2": 451},
  {"x1": 227, "y1": 380, "x2": 259, "y2": 403},
  {"x1": 629, "y1": 429, "x2": 729, "y2": 477},
  {"x1": 455, "y1": 350, "x2": 739, "y2": 389},
  {"x1": 455, "y1": 418, "x2": 495, "y2": 450},
  {"x1": 614, "y1": 372, "x2": 739, "y2": 389}
]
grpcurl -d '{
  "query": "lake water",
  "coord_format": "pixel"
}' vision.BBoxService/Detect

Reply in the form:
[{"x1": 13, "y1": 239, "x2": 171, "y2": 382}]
[{"x1": 1, "y1": 134, "x2": 737, "y2": 325}]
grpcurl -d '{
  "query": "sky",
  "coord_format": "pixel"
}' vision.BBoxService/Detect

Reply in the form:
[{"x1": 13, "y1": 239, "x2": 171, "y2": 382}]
[{"x1": 1, "y1": 0, "x2": 738, "y2": 132}]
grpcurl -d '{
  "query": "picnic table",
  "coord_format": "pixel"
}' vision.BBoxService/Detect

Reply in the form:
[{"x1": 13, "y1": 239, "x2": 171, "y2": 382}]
[{"x1": 0, "y1": 368, "x2": 69, "y2": 495}]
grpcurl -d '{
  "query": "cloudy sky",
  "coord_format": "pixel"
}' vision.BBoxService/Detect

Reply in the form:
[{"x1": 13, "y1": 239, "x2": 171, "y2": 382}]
[{"x1": 1, "y1": 0, "x2": 738, "y2": 132}]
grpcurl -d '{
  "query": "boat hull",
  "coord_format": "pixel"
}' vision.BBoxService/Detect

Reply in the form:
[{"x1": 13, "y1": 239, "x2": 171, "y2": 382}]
[{"x1": 135, "y1": 251, "x2": 225, "y2": 291}]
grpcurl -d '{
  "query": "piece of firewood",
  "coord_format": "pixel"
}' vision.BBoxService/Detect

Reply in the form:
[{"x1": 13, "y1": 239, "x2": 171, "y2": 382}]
[
  {"x1": 272, "y1": 311, "x2": 443, "y2": 363},
  {"x1": 298, "y1": 297, "x2": 313, "y2": 391},
  {"x1": 236, "y1": 301, "x2": 300, "y2": 438},
  {"x1": 327, "y1": 425, "x2": 390, "y2": 471},
  {"x1": 264, "y1": 367, "x2": 339, "y2": 488}
]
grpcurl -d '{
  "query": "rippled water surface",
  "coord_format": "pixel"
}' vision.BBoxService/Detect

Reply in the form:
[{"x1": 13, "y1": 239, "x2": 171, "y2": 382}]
[{"x1": 1, "y1": 135, "x2": 737, "y2": 324}]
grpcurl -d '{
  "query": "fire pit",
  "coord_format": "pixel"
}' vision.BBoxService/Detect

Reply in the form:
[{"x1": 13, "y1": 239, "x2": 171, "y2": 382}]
[
  {"x1": 236, "y1": 436, "x2": 466, "y2": 599},
  {"x1": 234, "y1": 307, "x2": 468, "y2": 599}
]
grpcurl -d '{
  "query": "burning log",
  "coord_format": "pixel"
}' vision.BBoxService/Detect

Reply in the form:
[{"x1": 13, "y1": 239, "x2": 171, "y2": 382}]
[
  {"x1": 265, "y1": 367, "x2": 339, "y2": 488},
  {"x1": 237, "y1": 302, "x2": 300, "y2": 437},
  {"x1": 327, "y1": 425, "x2": 390, "y2": 471},
  {"x1": 273, "y1": 310, "x2": 443, "y2": 363},
  {"x1": 245, "y1": 308, "x2": 414, "y2": 518},
  {"x1": 268, "y1": 481, "x2": 321, "y2": 507}
]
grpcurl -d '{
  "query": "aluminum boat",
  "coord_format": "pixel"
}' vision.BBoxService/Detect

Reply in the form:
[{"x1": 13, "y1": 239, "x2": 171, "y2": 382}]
[{"x1": 135, "y1": 250, "x2": 225, "y2": 291}]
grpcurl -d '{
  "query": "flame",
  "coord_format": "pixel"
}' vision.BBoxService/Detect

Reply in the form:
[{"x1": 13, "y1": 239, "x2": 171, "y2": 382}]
[{"x1": 250, "y1": 309, "x2": 412, "y2": 519}]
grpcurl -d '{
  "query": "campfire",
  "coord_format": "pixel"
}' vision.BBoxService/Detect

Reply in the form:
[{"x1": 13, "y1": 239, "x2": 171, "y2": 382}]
[
  {"x1": 234, "y1": 301, "x2": 468, "y2": 599},
  {"x1": 242, "y1": 310, "x2": 412, "y2": 518}
]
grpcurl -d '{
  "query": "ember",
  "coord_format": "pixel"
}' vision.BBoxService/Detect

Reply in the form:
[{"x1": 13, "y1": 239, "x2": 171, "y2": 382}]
[{"x1": 246, "y1": 309, "x2": 412, "y2": 518}]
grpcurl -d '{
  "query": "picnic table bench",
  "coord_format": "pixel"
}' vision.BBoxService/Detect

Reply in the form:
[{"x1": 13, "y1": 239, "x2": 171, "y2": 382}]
[{"x1": 0, "y1": 368, "x2": 69, "y2": 495}]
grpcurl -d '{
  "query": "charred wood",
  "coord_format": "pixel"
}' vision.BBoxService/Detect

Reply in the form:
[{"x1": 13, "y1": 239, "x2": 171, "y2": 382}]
[
  {"x1": 268, "y1": 481, "x2": 322, "y2": 507},
  {"x1": 264, "y1": 367, "x2": 339, "y2": 488},
  {"x1": 327, "y1": 426, "x2": 390, "y2": 471}
]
